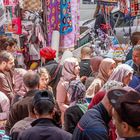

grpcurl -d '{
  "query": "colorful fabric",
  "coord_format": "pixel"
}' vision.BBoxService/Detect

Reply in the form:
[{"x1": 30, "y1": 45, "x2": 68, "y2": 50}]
[
  {"x1": 40, "y1": 47, "x2": 56, "y2": 60},
  {"x1": 131, "y1": 0, "x2": 139, "y2": 17},
  {"x1": 44, "y1": 0, "x2": 60, "y2": 46},
  {"x1": 94, "y1": 0, "x2": 118, "y2": 6},
  {"x1": 60, "y1": 0, "x2": 72, "y2": 35},
  {"x1": 101, "y1": 80, "x2": 123, "y2": 92},
  {"x1": 60, "y1": 0, "x2": 80, "y2": 50},
  {"x1": 119, "y1": 0, "x2": 129, "y2": 15},
  {"x1": 22, "y1": 0, "x2": 42, "y2": 11},
  {"x1": 0, "y1": 0, "x2": 6, "y2": 27},
  {"x1": 0, "y1": 130, "x2": 10, "y2": 140},
  {"x1": 67, "y1": 79, "x2": 86, "y2": 106},
  {"x1": 138, "y1": 0, "x2": 140, "y2": 15}
]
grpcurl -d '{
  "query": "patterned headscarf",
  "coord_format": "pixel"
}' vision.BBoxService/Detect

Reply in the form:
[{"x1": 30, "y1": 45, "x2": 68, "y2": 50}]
[
  {"x1": 97, "y1": 58, "x2": 116, "y2": 83},
  {"x1": 61, "y1": 57, "x2": 78, "y2": 81},
  {"x1": 40, "y1": 47, "x2": 56, "y2": 60},
  {"x1": 108, "y1": 64, "x2": 134, "y2": 84},
  {"x1": 101, "y1": 80, "x2": 123, "y2": 92}
]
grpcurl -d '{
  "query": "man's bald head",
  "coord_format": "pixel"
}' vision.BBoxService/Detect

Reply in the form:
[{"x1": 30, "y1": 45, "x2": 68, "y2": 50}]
[{"x1": 81, "y1": 46, "x2": 92, "y2": 59}]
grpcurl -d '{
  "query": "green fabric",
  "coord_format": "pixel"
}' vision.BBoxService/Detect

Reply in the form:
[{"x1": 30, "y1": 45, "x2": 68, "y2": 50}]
[{"x1": 77, "y1": 103, "x2": 88, "y2": 114}]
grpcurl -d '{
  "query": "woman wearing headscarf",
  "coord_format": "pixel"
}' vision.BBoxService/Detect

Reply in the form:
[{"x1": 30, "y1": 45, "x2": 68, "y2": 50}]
[
  {"x1": 86, "y1": 58, "x2": 116, "y2": 99},
  {"x1": 40, "y1": 47, "x2": 62, "y2": 96},
  {"x1": 56, "y1": 57, "x2": 86, "y2": 125},
  {"x1": 85, "y1": 56, "x2": 103, "y2": 89},
  {"x1": 108, "y1": 64, "x2": 134, "y2": 86}
]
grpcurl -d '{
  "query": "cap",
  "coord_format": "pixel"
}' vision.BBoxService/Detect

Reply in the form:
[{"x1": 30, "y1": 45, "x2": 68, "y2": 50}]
[
  {"x1": 40, "y1": 47, "x2": 56, "y2": 60},
  {"x1": 33, "y1": 90, "x2": 55, "y2": 106},
  {"x1": 108, "y1": 88, "x2": 140, "y2": 128}
]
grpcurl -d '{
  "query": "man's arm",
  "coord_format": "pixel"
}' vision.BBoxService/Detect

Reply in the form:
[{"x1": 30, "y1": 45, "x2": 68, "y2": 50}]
[{"x1": 0, "y1": 74, "x2": 14, "y2": 100}]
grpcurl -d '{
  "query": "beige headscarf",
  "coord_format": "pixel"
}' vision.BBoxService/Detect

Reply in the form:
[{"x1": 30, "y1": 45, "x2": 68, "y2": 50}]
[
  {"x1": 97, "y1": 58, "x2": 116, "y2": 82},
  {"x1": 86, "y1": 58, "x2": 115, "y2": 98}
]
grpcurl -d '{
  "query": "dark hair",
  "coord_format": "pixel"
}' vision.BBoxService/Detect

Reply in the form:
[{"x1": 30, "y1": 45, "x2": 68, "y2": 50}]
[
  {"x1": 7, "y1": 38, "x2": 17, "y2": 47},
  {"x1": 0, "y1": 51, "x2": 14, "y2": 64},
  {"x1": 0, "y1": 38, "x2": 17, "y2": 51},
  {"x1": 131, "y1": 32, "x2": 140, "y2": 46},
  {"x1": 23, "y1": 71, "x2": 40, "y2": 89},
  {"x1": 33, "y1": 90, "x2": 55, "y2": 115}
]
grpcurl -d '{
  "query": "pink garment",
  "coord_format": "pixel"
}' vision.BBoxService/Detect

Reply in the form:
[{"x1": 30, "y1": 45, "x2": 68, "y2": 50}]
[
  {"x1": 0, "y1": 91, "x2": 10, "y2": 120},
  {"x1": 60, "y1": 0, "x2": 80, "y2": 50},
  {"x1": 56, "y1": 57, "x2": 79, "y2": 124},
  {"x1": 13, "y1": 68, "x2": 27, "y2": 96},
  {"x1": 61, "y1": 57, "x2": 78, "y2": 81},
  {"x1": 45, "y1": 0, "x2": 60, "y2": 45},
  {"x1": 56, "y1": 79, "x2": 69, "y2": 124}
]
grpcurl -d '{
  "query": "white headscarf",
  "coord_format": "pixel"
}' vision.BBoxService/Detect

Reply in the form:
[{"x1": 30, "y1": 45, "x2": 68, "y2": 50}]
[{"x1": 108, "y1": 64, "x2": 134, "y2": 83}]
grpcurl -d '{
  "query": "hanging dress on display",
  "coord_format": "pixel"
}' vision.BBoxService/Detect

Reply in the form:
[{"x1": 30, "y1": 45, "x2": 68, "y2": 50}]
[
  {"x1": 60, "y1": 0, "x2": 73, "y2": 35},
  {"x1": 60, "y1": 0, "x2": 80, "y2": 51},
  {"x1": 119, "y1": 0, "x2": 129, "y2": 16},
  {"x1": 94, "y1": 0, "x2": 118, "y2": 6},
  {"x1": 130, "y1": 0, "x2": 140, "y2": 17},
  {"x1": 43, "y1": 0, "x2": 60, "y2": 46}
]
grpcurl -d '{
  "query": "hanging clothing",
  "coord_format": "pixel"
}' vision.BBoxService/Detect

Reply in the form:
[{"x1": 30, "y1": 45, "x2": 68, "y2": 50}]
[
  {"x1": 43, "y1": 0, "x2": 60, "y2": 46},
  {"x1": 60, "y1": 0, "x2": 73, "y2": 35},
  {"x1": 60, "y1": 0, "x2": 80, "y2": 51},
  {"x1": 94, "y1": 0, "x2": 118, "y2": 6},
  {"x1": 119, "y1": 0, "x2": 129, "y2": 15},
  {"x1": 130, "y1": 0, "x2": 139, "y2": 17}
]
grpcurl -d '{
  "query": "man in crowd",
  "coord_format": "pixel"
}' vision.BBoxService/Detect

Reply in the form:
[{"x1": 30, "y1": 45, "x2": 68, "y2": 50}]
[
  {"x1": 126, "y1": 45, "x2": 140, "y2": 88},
  {"x1": 5, "y1": 71, "x2": 39, "y2": 135},
  {"x1": 108, "y1": 88, "x2": 140, "y2": 140},
  {"x1": 79, "y1": 46, "x2": 92, "y2": 79},
  {"x1": 18, "y1": 90, "x2": 72, "y2": 140},
  {"x1": 72, "y1": 87, "x2": 113, "y2": 140},
  {"x1": 0, "y1": 51, "x2": 15, "y2": 101}
]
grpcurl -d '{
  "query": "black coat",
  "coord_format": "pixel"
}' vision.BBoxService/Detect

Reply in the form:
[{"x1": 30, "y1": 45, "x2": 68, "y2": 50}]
[
  {"x1": 18, "y1": 118, "x2": 72, "y2": 140},
  {"x1": 44, "y1": 60, "x2": 62, "y2": 96}
]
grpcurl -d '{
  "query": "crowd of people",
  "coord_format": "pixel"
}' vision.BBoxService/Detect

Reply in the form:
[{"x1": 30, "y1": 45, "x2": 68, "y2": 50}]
[{"x1": 0, "y1": 33, "x2": 140, "y2": 140}]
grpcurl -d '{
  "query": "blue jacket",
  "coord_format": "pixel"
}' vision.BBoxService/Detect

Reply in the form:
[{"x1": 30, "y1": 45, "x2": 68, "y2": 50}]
[
  {"x1": 125, "y1": 60, "x2": 140, "y2": 89},
  {"x1": 72, "y1": 103, "x2": 111, "y2": 140}
]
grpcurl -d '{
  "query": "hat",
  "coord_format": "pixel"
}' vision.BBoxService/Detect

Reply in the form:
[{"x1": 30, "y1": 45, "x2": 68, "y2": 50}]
[
  {"x1": 108, "y1": 88, "x2": 140, "y2": 128},
  {"x1": 33, "y1": 90, "x2": 55, "y2": 106},
  {"x1": 40, "y1": 47, "x2": 56, "y2": 60}
]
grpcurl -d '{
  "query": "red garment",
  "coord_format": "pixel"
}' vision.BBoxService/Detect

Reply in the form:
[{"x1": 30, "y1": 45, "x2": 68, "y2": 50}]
[
  {"x1": 40, "y1": 47, "x2": 56, "y2": 60},
  {"x1": 88, "y1": 91, "x2": 105, "y2": 109}
]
